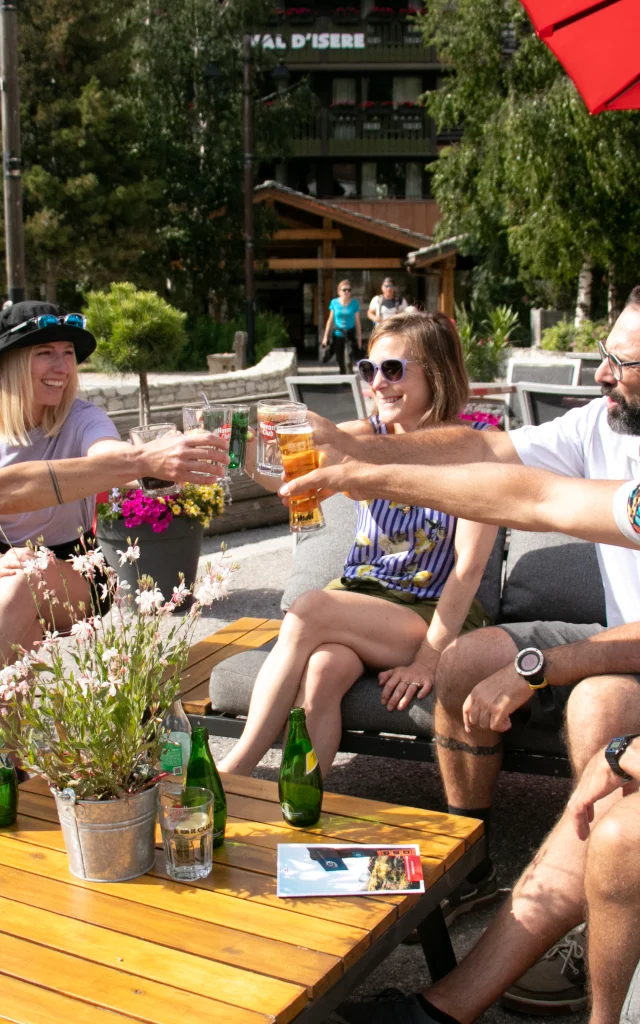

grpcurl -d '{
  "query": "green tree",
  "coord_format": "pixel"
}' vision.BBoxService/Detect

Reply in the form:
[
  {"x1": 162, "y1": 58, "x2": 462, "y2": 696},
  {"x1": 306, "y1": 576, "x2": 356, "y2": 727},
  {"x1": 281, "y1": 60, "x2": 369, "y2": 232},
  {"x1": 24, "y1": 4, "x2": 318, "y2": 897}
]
[
  {"x1": 134, "y1": 0, "x2": 313, "y2": 320},
  {"x1": 17, "y1": 1, "x2": 163, "y2": 302},
  {"x1": 85, "y1": 283, "x2": 187, "y2": 423},
  {"x1": 419, "y1": 0, "x2": 640, "y2": 320}
]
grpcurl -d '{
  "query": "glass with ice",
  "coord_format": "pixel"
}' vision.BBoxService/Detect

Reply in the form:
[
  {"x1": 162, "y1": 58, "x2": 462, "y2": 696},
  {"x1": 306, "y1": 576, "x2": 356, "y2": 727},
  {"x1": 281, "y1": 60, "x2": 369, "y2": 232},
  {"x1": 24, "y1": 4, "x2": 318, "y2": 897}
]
[{"x1": 159, "y1": 786, "x2": 213, "y2": 881}]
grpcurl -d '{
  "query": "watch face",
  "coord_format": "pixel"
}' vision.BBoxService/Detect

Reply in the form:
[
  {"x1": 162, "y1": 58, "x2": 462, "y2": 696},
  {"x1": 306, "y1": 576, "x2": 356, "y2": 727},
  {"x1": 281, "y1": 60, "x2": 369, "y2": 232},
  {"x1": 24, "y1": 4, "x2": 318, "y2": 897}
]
[
  {"x1": 608, "y1": 737, "x2": 625, "y2": 754},
  {"x1": 519, "y1": 651, "x2": 541, "y2": 673}
]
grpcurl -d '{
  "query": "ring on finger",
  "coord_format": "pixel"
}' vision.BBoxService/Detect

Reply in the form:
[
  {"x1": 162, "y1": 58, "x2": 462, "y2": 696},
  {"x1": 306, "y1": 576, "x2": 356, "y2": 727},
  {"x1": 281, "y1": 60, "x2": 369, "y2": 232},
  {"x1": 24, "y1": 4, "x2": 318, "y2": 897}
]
[{"x1": 407, "y1": 681, "x2": 419, "y2": 688}]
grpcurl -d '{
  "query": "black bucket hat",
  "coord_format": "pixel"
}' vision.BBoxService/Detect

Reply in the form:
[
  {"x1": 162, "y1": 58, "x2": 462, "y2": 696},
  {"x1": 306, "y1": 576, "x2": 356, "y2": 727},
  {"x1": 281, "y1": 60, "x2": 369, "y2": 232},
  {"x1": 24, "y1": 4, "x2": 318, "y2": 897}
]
[{"x1": 0, "y1": 300, "x2": 96, "y2": 364}]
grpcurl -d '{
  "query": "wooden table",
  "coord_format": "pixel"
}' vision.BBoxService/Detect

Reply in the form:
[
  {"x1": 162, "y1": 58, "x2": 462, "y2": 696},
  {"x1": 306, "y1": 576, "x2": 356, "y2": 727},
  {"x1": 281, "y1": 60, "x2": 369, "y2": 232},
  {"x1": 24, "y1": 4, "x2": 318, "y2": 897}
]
[{"x1": 1, "y1": 773, "x2": 484, "y2": 1024}]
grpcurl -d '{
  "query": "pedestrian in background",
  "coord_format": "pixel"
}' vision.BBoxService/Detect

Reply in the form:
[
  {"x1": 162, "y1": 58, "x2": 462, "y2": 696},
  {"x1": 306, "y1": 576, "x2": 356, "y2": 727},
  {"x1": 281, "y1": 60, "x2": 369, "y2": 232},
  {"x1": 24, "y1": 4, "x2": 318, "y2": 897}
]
[
  {"x1": 321, "y1": 279, "x2": 362, "y2": 374},
  {"x1": 367, "y1": 277, "x2": 408, "y2": 325}
]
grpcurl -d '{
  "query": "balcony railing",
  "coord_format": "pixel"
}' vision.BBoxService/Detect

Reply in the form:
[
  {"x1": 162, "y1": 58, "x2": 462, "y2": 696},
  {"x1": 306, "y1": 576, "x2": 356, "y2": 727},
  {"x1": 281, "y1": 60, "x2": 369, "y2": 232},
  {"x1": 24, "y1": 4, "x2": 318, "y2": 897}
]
[
  {"x1": 251, "y1": 19, "x2": 437, "y2": 64},
  {"x1": 291, "y1": 107, "x2": 436, "y2": 157}
]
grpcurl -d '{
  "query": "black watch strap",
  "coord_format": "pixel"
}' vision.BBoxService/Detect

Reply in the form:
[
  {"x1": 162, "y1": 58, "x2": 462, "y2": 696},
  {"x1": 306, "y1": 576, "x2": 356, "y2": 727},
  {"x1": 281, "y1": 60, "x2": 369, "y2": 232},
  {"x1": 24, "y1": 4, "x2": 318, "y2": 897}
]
[{"x1": 605, "y1": 735, "x2": 639, "y2": 782}]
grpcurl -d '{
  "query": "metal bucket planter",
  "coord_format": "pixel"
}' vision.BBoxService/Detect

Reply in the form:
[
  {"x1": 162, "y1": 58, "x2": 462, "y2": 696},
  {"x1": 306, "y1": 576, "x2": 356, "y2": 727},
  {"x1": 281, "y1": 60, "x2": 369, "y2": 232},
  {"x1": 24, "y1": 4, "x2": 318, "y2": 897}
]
[
  {"x1": 96, "y1": 517, "x2": 204, "y2": 598},
  {"x1": 53, "y1": 785, "x2": 158, "y2": 882}
]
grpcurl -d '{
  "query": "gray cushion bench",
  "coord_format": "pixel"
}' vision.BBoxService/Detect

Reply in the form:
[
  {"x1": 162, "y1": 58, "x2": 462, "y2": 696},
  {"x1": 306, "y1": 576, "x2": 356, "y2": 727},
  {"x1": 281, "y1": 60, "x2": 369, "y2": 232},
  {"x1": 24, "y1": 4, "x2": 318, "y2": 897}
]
[{"x1": 205, "y1": 494, "x2": 606, "y2": 777}]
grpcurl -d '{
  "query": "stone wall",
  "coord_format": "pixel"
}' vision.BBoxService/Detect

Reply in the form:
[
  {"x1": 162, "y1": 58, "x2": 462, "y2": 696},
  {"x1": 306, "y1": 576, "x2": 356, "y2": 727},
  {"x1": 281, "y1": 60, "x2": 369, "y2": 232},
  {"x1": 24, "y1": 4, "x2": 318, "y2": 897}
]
[{"x1": 78, "y1": 347, "x2": 298, "y2": 419}]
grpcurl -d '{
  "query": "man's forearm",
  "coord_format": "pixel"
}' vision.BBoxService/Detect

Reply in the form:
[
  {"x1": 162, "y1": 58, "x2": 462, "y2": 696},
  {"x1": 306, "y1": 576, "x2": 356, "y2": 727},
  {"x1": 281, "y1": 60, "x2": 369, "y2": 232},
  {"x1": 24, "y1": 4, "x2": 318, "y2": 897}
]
[
  {"x1": 0, "y1": 449, "x2": 145, "y2": 513},
  {"x1": 340, "y1": 462, "x2": 633, "y2": 547},
  {"x1": 545, "y1": 624, "x2": 640, "y2": 687},
  {"x1": 348, "y1": 423, "x2": 516, "y2": 465}
]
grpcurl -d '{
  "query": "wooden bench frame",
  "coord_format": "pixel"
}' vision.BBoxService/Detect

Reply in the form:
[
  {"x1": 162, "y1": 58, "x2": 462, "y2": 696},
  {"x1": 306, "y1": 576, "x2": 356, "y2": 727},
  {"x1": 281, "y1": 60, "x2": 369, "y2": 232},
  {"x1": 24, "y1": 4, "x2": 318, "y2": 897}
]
[{"x1": 181, "y1": 618, "x2": 572, "y2": 779}]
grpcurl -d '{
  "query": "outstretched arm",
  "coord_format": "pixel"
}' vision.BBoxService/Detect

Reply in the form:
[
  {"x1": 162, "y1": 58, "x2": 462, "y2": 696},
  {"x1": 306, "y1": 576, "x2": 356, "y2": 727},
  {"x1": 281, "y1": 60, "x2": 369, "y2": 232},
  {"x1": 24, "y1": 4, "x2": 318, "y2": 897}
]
[{"x1": 281, "y1": 457, "x2": 636, "y2": 548}]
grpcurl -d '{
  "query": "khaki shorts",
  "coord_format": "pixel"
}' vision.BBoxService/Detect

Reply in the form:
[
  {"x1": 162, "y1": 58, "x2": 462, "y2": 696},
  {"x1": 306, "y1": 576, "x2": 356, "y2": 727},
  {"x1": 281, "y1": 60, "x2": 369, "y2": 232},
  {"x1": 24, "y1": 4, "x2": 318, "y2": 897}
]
[{"x1": 324, "y1": 575, "x2": 490, "y2": 632}]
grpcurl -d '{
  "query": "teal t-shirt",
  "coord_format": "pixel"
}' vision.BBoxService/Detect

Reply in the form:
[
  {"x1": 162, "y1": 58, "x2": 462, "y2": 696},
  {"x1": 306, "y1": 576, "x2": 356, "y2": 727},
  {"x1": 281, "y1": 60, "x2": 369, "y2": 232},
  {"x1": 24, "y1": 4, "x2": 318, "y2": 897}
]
[{"x1": 329, "y1": 297, "x2": 359, "y2": 335}]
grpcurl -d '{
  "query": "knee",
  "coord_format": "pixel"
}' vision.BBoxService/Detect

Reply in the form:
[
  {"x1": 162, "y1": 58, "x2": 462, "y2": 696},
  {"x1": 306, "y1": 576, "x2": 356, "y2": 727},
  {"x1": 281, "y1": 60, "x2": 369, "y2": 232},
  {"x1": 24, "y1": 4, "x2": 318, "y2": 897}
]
[
  {"x1": 586, "y1": 808, "x2": 640, "y2": 903},
  {"x1": 435, "y1": 632, "x2": 489, "y2": 714},
  {"x1": 304, "y1": 650, "x2": 357, "y2": 711},
  {"x1": 282, "y1": 590, "x2": 332, "y2": 638},
  {"x1": 566, "y1": 676, "x2": 635, "y2": 753}
]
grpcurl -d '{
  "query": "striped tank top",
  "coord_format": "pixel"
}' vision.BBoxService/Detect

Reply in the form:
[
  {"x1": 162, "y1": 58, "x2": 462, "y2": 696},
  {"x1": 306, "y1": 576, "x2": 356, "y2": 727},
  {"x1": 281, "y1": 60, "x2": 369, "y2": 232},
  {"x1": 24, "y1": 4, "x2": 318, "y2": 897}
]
[{"x1": 342, "y1": 416, "x2": 489, "y2": 600}]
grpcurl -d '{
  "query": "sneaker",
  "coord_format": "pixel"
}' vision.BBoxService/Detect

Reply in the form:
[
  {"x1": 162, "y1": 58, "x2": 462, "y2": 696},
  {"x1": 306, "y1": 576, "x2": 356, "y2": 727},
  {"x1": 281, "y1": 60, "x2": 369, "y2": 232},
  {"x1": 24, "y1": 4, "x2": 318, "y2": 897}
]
[
  {"x1": 329, "y1": 988, "x2": 438, "y2": 1024},
  {"x1": 441, "y1": 864, "x2": 501, "y2": 925},
  {"x1": 501, "y1": 925, "x2": 587, "y2": 1015}
]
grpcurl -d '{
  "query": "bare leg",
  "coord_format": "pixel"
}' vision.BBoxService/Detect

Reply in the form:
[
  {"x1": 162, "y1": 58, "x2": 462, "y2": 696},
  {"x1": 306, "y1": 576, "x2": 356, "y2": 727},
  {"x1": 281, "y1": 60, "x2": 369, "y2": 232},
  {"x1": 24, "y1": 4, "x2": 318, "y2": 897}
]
[
  {"x1": 218, "y1": 589, "x2": 427, "y2": 775},
  {"x1": 565, "y1": 675, "x2": 640, "y2": 776},
  {"x1": 294, "y1": 643, "x2": 364, "y2": 776},
  {"x1": 0, "y1": 557, "x2": 93, "y2": 664},
  {"x1": 585, "y1": 793, "x2": 640, "y2": 1024},
  {"x1": 434, "y1": 627, "x2": 516, "y2": 810}
]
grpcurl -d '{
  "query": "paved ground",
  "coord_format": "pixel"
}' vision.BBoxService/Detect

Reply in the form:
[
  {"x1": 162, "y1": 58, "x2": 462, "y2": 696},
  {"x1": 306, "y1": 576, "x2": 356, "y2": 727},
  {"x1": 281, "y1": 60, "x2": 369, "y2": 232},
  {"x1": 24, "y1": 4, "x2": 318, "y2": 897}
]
[{"x1": 189, "y1": 522, "x2": 585, "y2": 1024}]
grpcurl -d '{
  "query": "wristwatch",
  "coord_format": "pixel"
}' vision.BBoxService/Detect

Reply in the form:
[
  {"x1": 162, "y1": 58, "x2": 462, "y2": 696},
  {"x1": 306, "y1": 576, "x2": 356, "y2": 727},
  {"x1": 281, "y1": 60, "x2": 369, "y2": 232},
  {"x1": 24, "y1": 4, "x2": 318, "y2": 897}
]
[
  {"x1": 605, "y1": 735, "x2": 639, "y2": 782},
  {"x1": 514, "y1": 647, "x2": 555, "y2": 712}
]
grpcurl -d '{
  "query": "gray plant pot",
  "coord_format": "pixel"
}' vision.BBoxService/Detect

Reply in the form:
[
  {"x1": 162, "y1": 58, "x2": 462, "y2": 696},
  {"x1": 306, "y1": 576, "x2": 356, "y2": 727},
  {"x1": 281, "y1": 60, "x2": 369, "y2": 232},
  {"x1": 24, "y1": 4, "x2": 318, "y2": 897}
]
[
  {"x1": 96, "y1": 517, "x2": 204, "y2": 599},
  {"x1": 53, "y1": 784, "x2": 158, "y2": 882}
]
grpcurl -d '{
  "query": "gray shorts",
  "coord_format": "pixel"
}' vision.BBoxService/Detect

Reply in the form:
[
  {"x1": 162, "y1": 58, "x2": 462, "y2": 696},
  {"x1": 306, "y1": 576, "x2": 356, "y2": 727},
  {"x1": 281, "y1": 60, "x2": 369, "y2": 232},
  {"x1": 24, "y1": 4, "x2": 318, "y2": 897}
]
[
  {"x1": 498, "y1": 620, "x2": 636, "y2": 729},
  {"x1": 622, "y1": 961, "x2": 640, "y2": 1024}
]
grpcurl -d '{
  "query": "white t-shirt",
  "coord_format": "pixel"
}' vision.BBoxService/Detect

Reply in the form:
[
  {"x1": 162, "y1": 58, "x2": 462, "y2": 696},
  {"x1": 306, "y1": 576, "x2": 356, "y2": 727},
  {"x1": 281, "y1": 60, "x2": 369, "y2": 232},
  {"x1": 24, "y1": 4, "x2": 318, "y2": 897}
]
[
  {"x1": 368, "y1": 295, "x2": 409, "y2": 321},
  {"x1": 510, "y1": 396, "x2": 640, "y2": 627},
  {"x1": 0, "y1": 398, "x2": 121, "y2": 546}
]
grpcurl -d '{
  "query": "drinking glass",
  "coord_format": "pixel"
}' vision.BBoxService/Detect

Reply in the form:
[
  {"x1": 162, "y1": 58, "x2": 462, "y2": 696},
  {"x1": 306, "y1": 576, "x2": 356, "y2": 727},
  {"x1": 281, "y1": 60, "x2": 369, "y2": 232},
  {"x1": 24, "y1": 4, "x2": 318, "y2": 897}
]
[
  {"x1": 257, "y1": 401, "x2": 307, "y2": 477},
  {"x1": 159, "y1": 785, "x2": 213, "y2": 882},
  {"x1": 228, "y1": 405, "x2": 250, "y2": 475},
  {"x1": 275, "y1": 420, "x2": 325, "y2": 533},
  {"x1": 129, "y1": 423, "x2": 179, "y2": 497},
  {"x1": 182, "y1": 406, "x2": 232, "y2": 483}
]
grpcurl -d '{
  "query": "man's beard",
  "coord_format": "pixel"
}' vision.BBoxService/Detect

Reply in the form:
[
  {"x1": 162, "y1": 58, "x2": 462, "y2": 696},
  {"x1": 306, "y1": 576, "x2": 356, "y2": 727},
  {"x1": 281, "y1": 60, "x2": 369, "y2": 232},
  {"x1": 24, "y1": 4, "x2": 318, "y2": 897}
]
[{"x1": 601, "y1": 384, "x2": 640, "y2": 435}]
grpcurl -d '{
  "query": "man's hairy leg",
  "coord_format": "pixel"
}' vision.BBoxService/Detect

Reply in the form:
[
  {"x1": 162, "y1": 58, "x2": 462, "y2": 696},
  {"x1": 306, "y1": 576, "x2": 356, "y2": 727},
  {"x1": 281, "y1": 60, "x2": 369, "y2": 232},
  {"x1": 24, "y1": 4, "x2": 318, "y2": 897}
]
[{"x1": 434, "y1": 627, "x2": 517, "y2": 809}]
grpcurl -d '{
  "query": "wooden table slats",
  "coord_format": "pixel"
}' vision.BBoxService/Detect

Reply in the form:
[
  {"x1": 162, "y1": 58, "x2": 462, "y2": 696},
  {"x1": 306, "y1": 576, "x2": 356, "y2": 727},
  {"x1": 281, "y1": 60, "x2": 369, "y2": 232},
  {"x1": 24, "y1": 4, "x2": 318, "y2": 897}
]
[{"x1": 3, "y1": 620, "x2": 484, "y2": 1024}]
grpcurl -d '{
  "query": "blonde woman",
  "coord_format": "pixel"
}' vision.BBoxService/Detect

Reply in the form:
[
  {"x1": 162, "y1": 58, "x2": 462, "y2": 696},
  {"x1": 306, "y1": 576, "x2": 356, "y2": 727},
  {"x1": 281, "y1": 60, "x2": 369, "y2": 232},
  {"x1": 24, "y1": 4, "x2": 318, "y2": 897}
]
[
  {"x1": 0, "y1": 301, "x2": 129, "y2": 663},
  {"x1": 219, "y1": 311, "x2": 498, "y2": 778},
  {"x1": 321, "y1": 279, "x2": 363, "y2": 372}
]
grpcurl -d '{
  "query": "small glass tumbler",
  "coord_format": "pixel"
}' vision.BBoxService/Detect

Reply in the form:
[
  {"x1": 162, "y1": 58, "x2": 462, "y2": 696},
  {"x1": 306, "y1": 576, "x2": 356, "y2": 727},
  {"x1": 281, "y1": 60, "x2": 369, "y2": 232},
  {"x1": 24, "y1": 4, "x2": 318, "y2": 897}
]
[
  {"x1": 129, "y1": 422, "x2": 180, "y2": 497},
  {"x1": 256, "y1": 400, "x2": 307, "y2": 477},
  {"x1": 228, "y1": 405, "x2": 250, "y2": 475},
  {"x1": 182, "y1": 406, "x2": 232, "y2": 482},
  {"x1": 276, "y1": 420, "x2": 325, "y2": 533},
  {"x1": 159, "y1": 785, "x2": 213, "y2": 882}
]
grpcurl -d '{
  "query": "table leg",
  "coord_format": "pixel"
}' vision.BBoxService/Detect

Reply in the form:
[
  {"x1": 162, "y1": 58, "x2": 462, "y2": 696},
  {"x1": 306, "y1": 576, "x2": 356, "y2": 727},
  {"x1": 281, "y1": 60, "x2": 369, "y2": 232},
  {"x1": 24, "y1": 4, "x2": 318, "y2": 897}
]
[{"x1": 417, "y1": 904, "x2": 456, "y2": 981}]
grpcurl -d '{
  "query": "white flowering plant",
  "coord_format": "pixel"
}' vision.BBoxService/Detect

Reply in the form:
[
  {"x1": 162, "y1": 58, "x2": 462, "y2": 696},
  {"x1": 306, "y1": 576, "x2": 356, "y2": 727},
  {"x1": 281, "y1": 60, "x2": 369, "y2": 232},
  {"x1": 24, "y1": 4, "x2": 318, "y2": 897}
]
[{"x1": 0, "y1": 541, "x2": 239, "y2": 800}]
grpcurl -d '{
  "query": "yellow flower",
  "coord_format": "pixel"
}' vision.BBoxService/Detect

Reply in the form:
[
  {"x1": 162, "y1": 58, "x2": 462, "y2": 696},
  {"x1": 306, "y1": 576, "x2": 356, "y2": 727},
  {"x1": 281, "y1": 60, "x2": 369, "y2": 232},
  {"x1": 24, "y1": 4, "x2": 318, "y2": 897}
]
[
  {"x1": 413, "y1": 570, "x2": 433, "y2": 586},
  {"x1": 355, "y1": 531, "x2": 371, "y2": 547},
  {"x1": 355, "y1": 565, "x2": 375, "y2": 577},
  {"x1": 414, "y1": 529, "x2": 435, "y2": 555}
]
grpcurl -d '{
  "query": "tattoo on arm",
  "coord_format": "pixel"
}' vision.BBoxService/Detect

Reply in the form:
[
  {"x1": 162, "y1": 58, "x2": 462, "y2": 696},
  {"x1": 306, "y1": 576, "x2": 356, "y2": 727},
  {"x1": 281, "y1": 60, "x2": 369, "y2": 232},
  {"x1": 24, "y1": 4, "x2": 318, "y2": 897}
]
[
  {"x1": 435, "y1": 732, "x2": 502, "y2": 756},
  {"x1": 46, "y1": 461, "x2": 64, "y2": 506}
]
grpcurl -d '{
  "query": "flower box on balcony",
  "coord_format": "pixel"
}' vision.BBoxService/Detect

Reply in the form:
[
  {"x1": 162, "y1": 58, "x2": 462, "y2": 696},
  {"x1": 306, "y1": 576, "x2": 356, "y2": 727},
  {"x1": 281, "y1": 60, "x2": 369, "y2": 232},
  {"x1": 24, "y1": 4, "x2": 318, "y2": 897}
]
[
  {"x1": 365, "y1": 6, "x2": 395, "y2": 22},
  {"x1": 333, "y1": 6, "x2": 362, "y2": 23},
  {"x1": 285, "y1": 6, "x2": 315, "y2": 23}
]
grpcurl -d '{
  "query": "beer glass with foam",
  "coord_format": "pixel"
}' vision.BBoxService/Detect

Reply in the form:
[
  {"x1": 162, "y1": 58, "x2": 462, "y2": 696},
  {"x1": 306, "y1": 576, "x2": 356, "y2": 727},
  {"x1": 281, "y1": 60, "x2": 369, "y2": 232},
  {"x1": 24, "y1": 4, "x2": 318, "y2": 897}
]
[{"x1": 275, "y1": 420, "x2": 325, "y2": 533}]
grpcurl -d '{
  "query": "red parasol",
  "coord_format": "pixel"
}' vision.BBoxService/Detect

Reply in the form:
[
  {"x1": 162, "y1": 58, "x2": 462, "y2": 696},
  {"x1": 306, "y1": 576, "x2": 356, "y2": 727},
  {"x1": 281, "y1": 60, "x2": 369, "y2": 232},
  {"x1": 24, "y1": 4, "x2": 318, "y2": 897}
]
[{"x1": 520, "y1": 0, "x2": 640, "y2": 114}]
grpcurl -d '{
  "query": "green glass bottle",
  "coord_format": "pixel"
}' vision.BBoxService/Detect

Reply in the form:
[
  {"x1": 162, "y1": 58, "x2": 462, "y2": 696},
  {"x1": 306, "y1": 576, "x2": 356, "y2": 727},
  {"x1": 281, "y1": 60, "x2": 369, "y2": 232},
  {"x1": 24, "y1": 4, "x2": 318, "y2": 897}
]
[
  {"x1": 0, "y1": 754, "x2": 18, "y2": 828},
  {"x1": 279, "y1": 707, "x2": 323, "y2": 828},
  {"x1": 185, "y1": 727, "x2": 227, "y2": 847}
]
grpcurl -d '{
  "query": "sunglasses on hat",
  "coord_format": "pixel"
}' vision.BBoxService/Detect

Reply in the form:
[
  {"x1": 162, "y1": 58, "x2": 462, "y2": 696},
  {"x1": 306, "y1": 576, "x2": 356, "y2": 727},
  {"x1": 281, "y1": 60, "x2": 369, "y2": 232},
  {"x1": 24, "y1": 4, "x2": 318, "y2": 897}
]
[
  {"x1": 8, "y1": 313, "x2": 87, "y2": 336},
  {"x1": 357, "y1": 358, "x2": 420, "y2": 384}
]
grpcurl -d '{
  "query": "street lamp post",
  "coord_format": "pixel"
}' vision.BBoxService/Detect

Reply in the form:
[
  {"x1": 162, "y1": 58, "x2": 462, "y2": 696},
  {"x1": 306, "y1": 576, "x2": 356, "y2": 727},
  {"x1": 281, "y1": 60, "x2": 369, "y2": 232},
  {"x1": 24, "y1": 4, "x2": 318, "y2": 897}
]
[
  {"x1": 242, "y1": 31, "x2": 255, "y2": 366},
  {"x1": 0, "y1": 0, "x2": 25, "y2": 303}
]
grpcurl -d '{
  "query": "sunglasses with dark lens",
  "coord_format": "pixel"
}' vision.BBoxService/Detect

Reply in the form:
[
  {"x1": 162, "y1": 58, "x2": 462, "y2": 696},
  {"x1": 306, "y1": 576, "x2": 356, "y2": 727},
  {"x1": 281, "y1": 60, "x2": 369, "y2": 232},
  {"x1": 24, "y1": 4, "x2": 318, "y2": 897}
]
[
  {"x1": 8, "y1": 313, "x2": 87, "y2": 335},
  {"x1": 357, "y1": 358, "x2": 420, "y2": 384},
  {"x1": 340, "y1": 287, "x2": 351, "y2": 293}
]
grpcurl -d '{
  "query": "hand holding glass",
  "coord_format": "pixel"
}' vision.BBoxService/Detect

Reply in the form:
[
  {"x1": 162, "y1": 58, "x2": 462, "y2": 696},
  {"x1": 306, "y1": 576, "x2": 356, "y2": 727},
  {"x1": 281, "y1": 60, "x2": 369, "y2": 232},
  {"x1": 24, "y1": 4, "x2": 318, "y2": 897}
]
[
  {"x1": 129, "y1": 423, "x2": 179, "y2": 497},
  {"x1": 182, "y1": 406, "x2": 232, "y2": 480},
  {"x1": 257, "y1": 401, "x2": 307, "y2": 476}
]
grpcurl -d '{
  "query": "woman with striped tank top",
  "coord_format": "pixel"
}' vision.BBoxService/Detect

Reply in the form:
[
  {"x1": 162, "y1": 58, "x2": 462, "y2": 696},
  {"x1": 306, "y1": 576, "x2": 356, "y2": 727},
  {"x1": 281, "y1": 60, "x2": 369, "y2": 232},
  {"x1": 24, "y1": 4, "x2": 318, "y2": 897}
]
[{"x1": 218, "y1": 311, "x2": 498, "y2": 778}]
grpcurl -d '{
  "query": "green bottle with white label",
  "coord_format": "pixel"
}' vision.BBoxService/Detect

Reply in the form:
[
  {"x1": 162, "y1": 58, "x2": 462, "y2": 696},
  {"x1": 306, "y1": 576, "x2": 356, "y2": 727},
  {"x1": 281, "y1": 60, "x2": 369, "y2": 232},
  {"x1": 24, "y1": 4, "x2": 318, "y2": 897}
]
[
  {"x1": 279, "y1": 707, "x2": 323, "y2": 827},
  {"x1": 160, "y1": 700, "x2": 192, "y2": 783}
]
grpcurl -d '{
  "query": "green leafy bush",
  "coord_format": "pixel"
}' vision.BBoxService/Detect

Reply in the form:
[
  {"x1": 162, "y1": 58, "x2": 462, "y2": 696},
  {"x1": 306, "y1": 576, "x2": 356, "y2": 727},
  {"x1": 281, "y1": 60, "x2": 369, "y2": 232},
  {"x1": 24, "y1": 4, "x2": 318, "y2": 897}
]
[
  {"x1": 456, "y1": 303, "x2": 519, "y2": 382},
  {"x1": 178, "y1": 311, "x2": 289, "y2": 369},
  {"x1": 541, "y1": 317, "x2": 609, "y2": 353}
]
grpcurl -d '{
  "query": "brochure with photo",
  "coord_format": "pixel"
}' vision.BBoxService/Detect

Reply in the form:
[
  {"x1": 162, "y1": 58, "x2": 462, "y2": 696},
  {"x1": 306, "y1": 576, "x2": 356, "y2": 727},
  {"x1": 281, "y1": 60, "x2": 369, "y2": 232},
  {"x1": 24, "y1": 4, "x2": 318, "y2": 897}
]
[{"x1": 277, "y1": 843, "x2": 425, "y2": 898}]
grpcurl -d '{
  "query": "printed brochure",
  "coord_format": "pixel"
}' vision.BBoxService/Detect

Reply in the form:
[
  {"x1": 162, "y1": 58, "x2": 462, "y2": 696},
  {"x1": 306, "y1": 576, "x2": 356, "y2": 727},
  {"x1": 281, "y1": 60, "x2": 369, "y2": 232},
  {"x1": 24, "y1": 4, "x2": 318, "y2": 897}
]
[{"x1": 277, "y1": 843, "x2": 425, "y2": 898}]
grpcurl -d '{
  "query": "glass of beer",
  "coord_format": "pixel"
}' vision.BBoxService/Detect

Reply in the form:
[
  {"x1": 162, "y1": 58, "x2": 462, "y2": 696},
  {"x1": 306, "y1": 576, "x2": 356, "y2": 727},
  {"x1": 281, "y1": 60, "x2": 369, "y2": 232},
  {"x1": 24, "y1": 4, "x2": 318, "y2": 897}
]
[
  {"x1": 275, "y1": 419, "x2": 325, "y2": 533},
  {"x1": 228, "y1": 405, "x2": 250, "y2": 475},
  {"x1": 182, "y1": 406, "x2": 232, "y2": 481},
  {"x1": 129, "y1": 423, "x2": 180, "y2": 497},
  {"x1": 257, "y1": 400, "x2": 307, "y2": 477},
  {"x1": 159, "y1": 785, "x2": 213, "y2": 882}
]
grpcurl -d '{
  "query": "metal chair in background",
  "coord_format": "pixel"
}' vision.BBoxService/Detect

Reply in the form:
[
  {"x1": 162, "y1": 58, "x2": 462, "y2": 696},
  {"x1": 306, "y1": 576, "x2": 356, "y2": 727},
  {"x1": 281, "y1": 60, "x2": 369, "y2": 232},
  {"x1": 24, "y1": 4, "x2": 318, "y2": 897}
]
[
  {"x1": 516, "y1": 382, "x2": 601, "y2": 426},
  {"x1": 286, "y1": 374, "x2": 368, "y2": 424},
  {"x1": 505, "y1": 358, "x2": 581, "y2": 430}
]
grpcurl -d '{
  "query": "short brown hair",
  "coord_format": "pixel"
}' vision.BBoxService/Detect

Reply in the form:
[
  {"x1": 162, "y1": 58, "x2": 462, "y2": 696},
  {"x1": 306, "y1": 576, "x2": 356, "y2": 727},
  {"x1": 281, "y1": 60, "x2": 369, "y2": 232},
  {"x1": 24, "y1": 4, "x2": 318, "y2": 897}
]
[{"x1": 368, "y1": 310, "x2": 469, "y2": 426}]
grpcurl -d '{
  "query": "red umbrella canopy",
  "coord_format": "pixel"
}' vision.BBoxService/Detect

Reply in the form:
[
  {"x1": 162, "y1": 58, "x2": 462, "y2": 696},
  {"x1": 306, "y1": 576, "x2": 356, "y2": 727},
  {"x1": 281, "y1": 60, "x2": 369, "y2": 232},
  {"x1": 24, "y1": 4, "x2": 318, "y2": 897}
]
[{"x1": 520, "y1": 0, "x2": 640, "y2": 114}]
